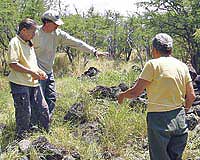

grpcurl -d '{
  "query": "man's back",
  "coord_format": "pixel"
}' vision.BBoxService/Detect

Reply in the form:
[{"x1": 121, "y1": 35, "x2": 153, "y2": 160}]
[{"x1": 140, "y1": 56, "x2": 191, "y2": 112}]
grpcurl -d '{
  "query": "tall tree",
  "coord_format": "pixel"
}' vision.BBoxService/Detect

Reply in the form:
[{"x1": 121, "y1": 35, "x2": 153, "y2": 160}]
[
  {"x1": 18, "y1": 0, "x2": 45, "y2": 20},
  {"x1": 0, "y1": 0, "x2": 20, "y2": 74},
  {"x1": 139, "y1": 0, "x2": 200, "y2": 72},
  {"x1": 0, "y1": 0, "x2": 45, "y2": 74}
]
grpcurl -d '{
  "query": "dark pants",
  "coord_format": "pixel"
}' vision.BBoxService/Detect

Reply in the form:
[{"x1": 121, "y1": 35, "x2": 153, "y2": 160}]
[
  {"x1": 10, "y1": 82, "x2": 50, "y2": 138},
  {"x1": 40, "y1": 72, "x2": 56, "y2": 118},
  {"x1": 147, "y1": 108, "x2": 188, "y2": 160}
]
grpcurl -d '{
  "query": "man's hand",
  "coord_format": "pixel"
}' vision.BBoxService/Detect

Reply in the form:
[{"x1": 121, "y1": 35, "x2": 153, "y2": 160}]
[
  {"x1": 117, "y1": 93, "x2": 125, "y2": 104},
  {"x1": 9, "y1": 63, "x2": 47, "y2": 81},
  {"x1": 117, "y1": 79, "x2": 150, "y2": 105},
  {"x1": 95, "y1": 51, "x2": 110, "y2": 58},
  {"x1": 30, "y1": 71, "x2": 41, "y2": 80},
  {"x1": 37, "y1": 69, "x2": 47, "y2": 80},
  {"x1": 31, "y1": 69, "x2": 47, "y2": 80}
]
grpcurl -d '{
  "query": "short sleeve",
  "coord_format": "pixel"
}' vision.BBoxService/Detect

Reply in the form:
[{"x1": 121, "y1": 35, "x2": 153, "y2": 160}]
[
  {"x1": 185, "y1": 65, "x2": 192, "y2": 83},
  {"x1": 8, "y1": 40, "x2": 19, "y2": 64},
  {"x1": 139, "y1": 61, "x2": 154, "y2": 82}
]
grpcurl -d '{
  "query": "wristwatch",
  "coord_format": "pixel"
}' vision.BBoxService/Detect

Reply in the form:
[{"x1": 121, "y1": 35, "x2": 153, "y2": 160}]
[{"x1": 93, "y1": 50, "x2": 97, "y2": 57}]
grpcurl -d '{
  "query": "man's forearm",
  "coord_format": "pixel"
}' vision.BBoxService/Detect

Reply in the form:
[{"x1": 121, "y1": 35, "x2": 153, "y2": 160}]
[
  {"x1": 9, "y1": 63, "x2": 42, "y2": 80},
  {"x1": 9, "y1": 63, "x2": 33, "y2": 74},
  {"x1": 185, "y1": 97, "x2": 195, "y2": 112},
  {"x1": 185, "y1": 82, "x2": 196, "y2": 112}
]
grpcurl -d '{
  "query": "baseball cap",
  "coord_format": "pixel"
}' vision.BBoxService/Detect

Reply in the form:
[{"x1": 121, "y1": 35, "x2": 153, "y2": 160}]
[
  {"x1": 152, "y1": 33, "x2": 173, "y2": 52},
  {"x1": 42, "y1": 10, "x2": 64, "y2": 26}
]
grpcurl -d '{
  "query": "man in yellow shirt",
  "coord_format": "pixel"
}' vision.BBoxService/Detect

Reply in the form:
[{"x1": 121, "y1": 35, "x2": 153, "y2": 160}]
[
  {"x1": 118, "y1": 33, "x2": 196, "y2": 160},
  {"x1": 8, "y1": 18, "x2": 50, "y2": 139}
]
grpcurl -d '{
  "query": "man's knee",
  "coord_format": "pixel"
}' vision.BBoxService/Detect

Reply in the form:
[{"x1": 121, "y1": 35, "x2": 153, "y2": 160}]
[
  {"x1": 167, "y1": 133, "x2": 188, "y2": 160},
  {"x1": 13, "y1": 93, "x2": 31, "y2": 136}
]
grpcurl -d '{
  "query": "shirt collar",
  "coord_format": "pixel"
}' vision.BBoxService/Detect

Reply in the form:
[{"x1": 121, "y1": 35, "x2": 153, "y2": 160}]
[
  {"x1": 16, "y1": 35, "x2": 33, "y2": 47},
  {"x1": 16, "y1": 35, "x2": 27, "y2": 44}
]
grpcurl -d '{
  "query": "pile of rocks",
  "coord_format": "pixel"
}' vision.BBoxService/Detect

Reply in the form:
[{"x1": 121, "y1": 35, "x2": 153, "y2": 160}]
[
  {"x1": 79, "y1": 67, "x2": 100, "y2": 79},
  {"x1": 184, "y1": 65, "x2": 200, "y2": 131},
  {"x1": 63, "y1": 103, "x2": 124, "y2": 159},
  {"x1": 129, "y1": 92, "x2": 147, "y2": 112},
  {"x1": 64, "y1": 103, "x2": 104, "y2": 144},
  {"x1": 64, "y1": 102, "x2": 87, "y2": 125},
  {"x1": 89, "y1": 83, "x2": 129, "y2": 100},
  {"x1": 18, "y1": 136, "x2": 81, "y2": 160},
  {"x1": 131, "y1": 65, "x2": 142, "y2": 73},
  {"x1": 76, "y1": 120, "x2": 103, "y2": 144}
]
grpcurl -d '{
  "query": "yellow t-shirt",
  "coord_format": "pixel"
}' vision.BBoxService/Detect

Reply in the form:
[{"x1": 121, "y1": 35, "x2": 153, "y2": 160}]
[
  {"x1": 8, "y1": 35, "x2": 39, "y2": 87},
  {"x1": 139, "y1": 56, "x2": 192, "y2": 112}
]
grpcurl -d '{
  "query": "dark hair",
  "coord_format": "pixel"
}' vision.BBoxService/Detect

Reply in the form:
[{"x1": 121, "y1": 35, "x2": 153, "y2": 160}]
[
  {"x1": 17, "y1": 18, "x2": 37, "y2": 34},
  {"x1": 41, "y1": 17, "x2": 53, "y2": 24},
  {"x1": 17, "y1": 18, "x2": 37, "y2": 47},
  {"x1": 152, "y1": 38, "x2": 172, "y2": 55}
]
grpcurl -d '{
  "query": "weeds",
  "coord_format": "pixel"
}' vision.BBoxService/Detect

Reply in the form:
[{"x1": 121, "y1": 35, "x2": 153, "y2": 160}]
[{"x1": 0, "y1": 58, "x2": 199, "y2": 159}]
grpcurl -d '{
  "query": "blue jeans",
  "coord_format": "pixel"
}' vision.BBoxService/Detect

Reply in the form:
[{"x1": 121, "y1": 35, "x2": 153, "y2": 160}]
[
  {"x1": 39, "y1": 72, "x2": 56, "y2": 118},
  {"x1": 10, "y1": 82, "x2": 50, "y2": 138},
  {"x1": 147, "y1": 108, "x2": 188, "y2": 160}
]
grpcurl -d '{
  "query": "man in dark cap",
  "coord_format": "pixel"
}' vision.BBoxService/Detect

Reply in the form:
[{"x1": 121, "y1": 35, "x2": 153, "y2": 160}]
[
  {"x1": 118, "y1": 33, "x2": 196, "y2": 160},
  {"x1": 33, "y1": 10, "x2": 108, "y2": 118}
]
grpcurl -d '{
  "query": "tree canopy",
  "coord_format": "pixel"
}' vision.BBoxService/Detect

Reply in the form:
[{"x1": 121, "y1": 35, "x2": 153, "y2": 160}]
[{"x1": 1, "y1": 0, "x2": 200, "y2": 72}]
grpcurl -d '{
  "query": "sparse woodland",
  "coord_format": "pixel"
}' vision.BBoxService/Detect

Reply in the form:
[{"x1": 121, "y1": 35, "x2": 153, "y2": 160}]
[{"x1": 0, "y1": 0, "x2": 200, "y2": 159}]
